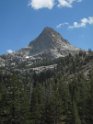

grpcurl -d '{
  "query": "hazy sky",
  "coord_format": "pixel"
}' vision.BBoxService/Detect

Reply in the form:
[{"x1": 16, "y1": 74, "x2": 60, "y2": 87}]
[{"x1": 0, "y1": 0, "x2": 93, "y2": 54}]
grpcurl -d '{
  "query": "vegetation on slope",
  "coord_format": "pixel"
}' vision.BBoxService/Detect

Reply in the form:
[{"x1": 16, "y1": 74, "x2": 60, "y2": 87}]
[{"x1": 0, "y1": 51, "x2": 93, "y2": 124}]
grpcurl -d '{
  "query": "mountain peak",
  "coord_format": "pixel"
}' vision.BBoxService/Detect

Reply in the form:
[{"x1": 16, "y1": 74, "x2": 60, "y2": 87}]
[
  {"x1": 20, "y1": 27, "x2": 79, "y2": 58},
  {"x1": 29, "y1": 26, "x2": 67, "y2": 46},
  {"x1": 40, "y1": 27, "x2": 60, "y2": 37},
  {"x1": 42, "y1": 27, "x2": 56, "y2": 33}
]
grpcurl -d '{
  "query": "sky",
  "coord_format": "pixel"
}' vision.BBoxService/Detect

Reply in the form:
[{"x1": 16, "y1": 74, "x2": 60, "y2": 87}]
[{"x1": 0, "y1": 0, "x2": 93, "y2": 54}]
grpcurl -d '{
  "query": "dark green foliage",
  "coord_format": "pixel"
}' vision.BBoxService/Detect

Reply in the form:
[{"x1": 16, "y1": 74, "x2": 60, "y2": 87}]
[{"x1": 0, "y1": 53, "x2": 93, "y2": 124}]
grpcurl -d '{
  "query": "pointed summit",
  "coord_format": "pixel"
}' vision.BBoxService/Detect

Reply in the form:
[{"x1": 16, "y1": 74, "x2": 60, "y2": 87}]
[
  {"x1": 41, "y1": 27, "x2": 58, "y2": 35},
  {"x1": 20, "y1": 27, "x2": 79, "y2": 58},
  {"x1": 42, "y1": 26, "x2": 55, "y2": 32},
  {"x1": 29, "y1": 27, "x2": 68, "y2": 46}
]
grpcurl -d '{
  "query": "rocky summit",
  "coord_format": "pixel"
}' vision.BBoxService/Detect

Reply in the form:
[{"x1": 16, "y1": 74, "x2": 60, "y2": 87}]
[
  {"x1": 19, "y1": 27, "x2": 80, "y2": 59},
  {"x1": 0, "y1": 27, "x2": 81, "y2": 69}
]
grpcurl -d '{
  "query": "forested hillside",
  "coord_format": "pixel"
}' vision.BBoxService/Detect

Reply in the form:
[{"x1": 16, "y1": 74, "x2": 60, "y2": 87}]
[{"x1": 0, "y1": 51, "x2": 93, "y2": 124}]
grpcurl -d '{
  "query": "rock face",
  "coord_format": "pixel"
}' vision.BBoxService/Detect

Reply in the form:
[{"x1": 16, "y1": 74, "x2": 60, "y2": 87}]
[{"x1": 19, "y1": 27, "x2": 79, "y2": 59}]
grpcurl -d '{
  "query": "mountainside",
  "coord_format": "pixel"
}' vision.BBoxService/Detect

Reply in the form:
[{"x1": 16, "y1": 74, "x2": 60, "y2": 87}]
[
  {"x1": 1, "y1": 27, "x2": 93, "y2": 124},
  {"x1": 1, "y1": 49, "x2": 93, "y2": 124},
  {"x1": 19, "y1": 27, "x2": 79, "y2": 58}
]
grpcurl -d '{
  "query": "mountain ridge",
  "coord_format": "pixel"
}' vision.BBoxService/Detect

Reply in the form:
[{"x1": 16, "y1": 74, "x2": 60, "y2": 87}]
[{"x1": 19, "y1": 27, "x2": 80, "y2": 58}]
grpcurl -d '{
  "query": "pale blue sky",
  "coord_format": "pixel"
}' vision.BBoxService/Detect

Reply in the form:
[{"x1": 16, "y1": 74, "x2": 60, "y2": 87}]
[{"x1": 0, "y1": 0, "x2": 93, "y2": 54}]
